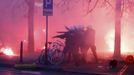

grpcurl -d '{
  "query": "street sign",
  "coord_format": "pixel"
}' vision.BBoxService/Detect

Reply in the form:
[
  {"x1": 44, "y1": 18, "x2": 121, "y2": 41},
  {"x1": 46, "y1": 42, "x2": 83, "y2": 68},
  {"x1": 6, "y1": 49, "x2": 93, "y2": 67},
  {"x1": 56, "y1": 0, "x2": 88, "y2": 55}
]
[{"x1": 43, "y1": 0, "x2": 53, "y2": 16}]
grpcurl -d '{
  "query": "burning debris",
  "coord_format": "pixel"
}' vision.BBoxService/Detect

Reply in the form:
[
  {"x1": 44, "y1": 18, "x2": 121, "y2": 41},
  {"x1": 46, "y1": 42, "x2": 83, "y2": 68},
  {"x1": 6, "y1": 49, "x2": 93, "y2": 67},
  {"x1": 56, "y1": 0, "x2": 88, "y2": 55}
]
[{"x1": 0, "y1": 47, "x2": 15, "y2": 56}]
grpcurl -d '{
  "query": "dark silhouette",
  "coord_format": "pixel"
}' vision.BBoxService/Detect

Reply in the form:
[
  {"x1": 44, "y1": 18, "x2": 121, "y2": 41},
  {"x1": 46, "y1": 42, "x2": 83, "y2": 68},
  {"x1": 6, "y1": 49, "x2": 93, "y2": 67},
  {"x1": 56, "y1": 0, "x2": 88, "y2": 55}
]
[
  {"x1": 53, "y1": 25, "x2": 98, "y2": 65},
  {"x1": 80, "y1": 26, "x2": 98, "y2": 63},
  {"x1": 109, "y1": 59, "x2": 118, "y2": 69}
]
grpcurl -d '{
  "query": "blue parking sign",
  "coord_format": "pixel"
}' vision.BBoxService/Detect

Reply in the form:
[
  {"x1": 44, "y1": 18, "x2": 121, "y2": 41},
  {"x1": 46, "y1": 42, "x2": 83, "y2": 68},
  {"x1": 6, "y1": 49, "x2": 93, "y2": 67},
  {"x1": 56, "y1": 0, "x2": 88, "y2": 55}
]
[{"x1": 43, "y1": 0, "x2": 53, "y2": 16}]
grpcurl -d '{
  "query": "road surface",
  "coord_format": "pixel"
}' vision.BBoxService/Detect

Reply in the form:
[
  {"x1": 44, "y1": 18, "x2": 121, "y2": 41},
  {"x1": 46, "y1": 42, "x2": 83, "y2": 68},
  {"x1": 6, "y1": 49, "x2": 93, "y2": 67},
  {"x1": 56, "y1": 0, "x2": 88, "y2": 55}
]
[{"x1": 0, "y1": 68, "x2": 109, "y2": 75}]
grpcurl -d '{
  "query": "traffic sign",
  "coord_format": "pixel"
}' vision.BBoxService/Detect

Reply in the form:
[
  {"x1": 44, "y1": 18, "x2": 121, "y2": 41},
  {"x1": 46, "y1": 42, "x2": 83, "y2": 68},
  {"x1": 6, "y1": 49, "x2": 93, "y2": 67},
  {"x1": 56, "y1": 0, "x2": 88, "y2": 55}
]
[{"x1": 43, "y1": 0, "x2": 53, "y2": 16}]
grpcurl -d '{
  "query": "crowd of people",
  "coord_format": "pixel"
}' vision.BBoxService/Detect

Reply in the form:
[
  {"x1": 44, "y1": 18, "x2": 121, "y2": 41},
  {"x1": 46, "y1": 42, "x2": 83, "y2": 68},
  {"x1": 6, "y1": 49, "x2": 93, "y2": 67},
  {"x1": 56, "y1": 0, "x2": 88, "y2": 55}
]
[{"x1": 54, "y1": 25, "x2": 98, "y2": 65}]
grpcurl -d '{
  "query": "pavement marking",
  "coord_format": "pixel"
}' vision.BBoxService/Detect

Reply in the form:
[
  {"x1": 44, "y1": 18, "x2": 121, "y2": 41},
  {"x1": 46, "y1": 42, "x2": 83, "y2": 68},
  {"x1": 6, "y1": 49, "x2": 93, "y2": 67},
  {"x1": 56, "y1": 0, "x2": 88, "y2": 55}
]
[
  {"x1": 63, "y1": 69, "x2": 110, "y2": 75},
  {"x1": 118, "y1": 64, "x2": 128, "y2": 75},
  {"x1": 21, "y1": 71, "x2": 41, "y2": 75}
]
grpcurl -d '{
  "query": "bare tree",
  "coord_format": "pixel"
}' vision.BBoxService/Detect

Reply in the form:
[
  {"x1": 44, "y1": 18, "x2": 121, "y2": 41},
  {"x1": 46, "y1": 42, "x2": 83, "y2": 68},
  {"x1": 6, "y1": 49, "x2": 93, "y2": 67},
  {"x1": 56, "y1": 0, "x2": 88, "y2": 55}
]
[
  {"x1": 11, "y1": 0, "x2": 37, "y2": 54},
  {"x1": 25, "y1": 0, "x2": 35, "y2": 54}
]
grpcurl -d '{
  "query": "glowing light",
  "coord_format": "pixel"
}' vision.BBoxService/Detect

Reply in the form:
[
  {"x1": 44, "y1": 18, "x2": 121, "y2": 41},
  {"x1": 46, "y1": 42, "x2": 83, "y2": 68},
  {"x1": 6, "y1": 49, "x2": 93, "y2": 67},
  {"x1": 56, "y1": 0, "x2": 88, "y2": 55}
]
[
  {"x1": 0, "y1": 47, "x2": 15, "y2": 56},
  {"x1": 35, "y1": 3, "x2": 42, "y2": 7},
  {"x1": 23, "y1": 40, "x2": 28, "y2": 43},
  {"x1": 105, "y1": 29, "x2": 134, "y2": 54},
  {"x1": 35, "y1": 1, "x2": 43, "y2": 7},
  {"x1": 43, "y1": 46, "x2": 46, "y2": 49},
  {"x1": 105, "y1": 30, "x2": 114, "y2": 52},
  {"x1": 42, "y1": 29, "x2": 46, "y2": 33}
]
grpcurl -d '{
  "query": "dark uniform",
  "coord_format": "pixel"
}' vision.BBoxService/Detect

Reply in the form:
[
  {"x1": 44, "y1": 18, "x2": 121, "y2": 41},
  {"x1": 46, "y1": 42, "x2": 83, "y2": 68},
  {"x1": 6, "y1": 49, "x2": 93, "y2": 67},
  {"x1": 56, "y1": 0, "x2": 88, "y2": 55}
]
[{"x1": 80, "y1": 27, "x2": 98, "y2": 63}]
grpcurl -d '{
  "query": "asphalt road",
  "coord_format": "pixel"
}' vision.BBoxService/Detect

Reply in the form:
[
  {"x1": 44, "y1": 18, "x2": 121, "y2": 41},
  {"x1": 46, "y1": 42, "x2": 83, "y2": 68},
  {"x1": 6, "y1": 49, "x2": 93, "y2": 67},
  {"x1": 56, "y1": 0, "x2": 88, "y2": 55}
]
[
  {"x1": 1, "y1": 65, "x2": 132, "y2": 75},
  {"x1": 0, "y1": 61, "x2": 130, "y2": 75},
  {"x1": 0, "y1": 68, "x2": 109, "y2": 75}
]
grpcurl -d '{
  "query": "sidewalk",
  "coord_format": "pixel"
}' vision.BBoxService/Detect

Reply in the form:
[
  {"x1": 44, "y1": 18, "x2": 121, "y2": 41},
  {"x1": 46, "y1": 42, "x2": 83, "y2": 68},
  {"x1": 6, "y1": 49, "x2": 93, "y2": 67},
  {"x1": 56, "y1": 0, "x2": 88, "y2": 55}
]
[
  {"x1": 0, "y1": 54, "x2": 126, "y2": 75},
  {"x1": 61, "y1": 63, "x2": 113, "y2": 75},
  {"x1": 37, "y1": 62, "x2": 125, "y2": 75}
]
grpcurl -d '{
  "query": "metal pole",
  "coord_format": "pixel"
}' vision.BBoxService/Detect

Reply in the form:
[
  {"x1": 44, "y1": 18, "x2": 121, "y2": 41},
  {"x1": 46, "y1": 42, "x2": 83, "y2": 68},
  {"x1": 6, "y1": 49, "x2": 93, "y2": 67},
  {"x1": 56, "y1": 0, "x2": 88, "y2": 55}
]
[
  {"x1": 45, "y1": 15, "x2": 49, "y2": 64},
  {"x1": 20, "y1": 41, "x2": 23, "y2": 64}
]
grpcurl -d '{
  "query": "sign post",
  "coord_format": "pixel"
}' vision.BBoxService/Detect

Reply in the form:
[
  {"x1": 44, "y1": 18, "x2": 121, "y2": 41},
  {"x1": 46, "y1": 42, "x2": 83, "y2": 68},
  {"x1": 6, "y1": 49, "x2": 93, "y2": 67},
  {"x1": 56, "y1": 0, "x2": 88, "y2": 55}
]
[{"x1": 43, "y1": 0, "x2": 53, "y2": 65}]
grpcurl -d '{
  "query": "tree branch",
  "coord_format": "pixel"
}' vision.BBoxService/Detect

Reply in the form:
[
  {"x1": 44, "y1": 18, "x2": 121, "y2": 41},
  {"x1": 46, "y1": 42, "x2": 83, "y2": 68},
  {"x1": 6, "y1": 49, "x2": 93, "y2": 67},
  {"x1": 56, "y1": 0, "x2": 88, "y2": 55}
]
[
  {"x1": 121, "y1": 0, "x2": 125, "y2": 17},
  {"x1": 104, "y1": 0, "x2": 114, "y2": 9},
  {"x1": 86, "y1": 0, "x2": 99, "y2": 14}
]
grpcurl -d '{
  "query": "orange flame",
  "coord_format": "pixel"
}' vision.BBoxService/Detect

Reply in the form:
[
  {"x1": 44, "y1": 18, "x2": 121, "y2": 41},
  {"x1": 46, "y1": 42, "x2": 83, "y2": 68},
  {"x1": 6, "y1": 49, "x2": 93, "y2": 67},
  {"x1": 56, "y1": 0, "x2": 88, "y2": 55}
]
[{"x1": 1, "y1": 47, "x2": 15, "y2": 56}]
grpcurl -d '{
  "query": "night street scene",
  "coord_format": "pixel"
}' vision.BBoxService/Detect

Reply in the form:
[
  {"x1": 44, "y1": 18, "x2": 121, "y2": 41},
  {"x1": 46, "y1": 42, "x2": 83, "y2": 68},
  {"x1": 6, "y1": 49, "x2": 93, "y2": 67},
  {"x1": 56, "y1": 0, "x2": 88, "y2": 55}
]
[{"x1": 1, "y1": 0, "x2": 134, "y2": 75}]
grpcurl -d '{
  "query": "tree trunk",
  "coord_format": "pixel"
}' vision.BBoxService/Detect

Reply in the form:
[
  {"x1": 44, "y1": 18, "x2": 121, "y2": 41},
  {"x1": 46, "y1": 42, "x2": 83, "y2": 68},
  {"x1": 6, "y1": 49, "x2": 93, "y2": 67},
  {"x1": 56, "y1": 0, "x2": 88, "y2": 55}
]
[
  {"x1": 27, "y1": 0, "x2": 35, "y2": 54},
  {"x1": 113, "y1": 0, "x2": 122, "y2": 60}
]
